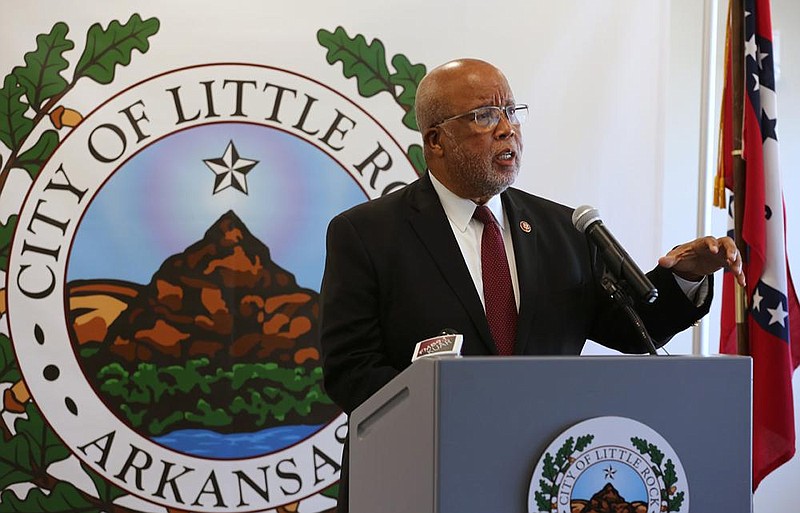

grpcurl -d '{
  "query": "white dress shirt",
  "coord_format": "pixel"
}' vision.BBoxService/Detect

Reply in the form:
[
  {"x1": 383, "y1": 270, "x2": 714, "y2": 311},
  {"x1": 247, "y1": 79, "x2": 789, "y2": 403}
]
[
  {"x1": 429, "y1": 173, "x2": 519, "y2": 310},
  {"x1": 428, "y1": 172, "x2": 707, "y2": 308}
]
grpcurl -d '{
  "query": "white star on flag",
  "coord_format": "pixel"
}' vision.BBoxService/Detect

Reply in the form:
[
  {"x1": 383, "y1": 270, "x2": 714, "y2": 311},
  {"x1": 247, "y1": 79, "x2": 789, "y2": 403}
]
[
  {"x1": 758, "y1": 50, "x2": 770, "y2": 69},
  {"x1": 752, "y1": 288, "x2": 764, "y2": 311},
  {"x1": 745, "y1": 35, "x2": 758, "y2": 59},
  {"x1": 767, "y1": 302, "x2": 788, "y2": 327},
  {"x1": 204, "y1": 140, "x2": 258, "y2": 195}
]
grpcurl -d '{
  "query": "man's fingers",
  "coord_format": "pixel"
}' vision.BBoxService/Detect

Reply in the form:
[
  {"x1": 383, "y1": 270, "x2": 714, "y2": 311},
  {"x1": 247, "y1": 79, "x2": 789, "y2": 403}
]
[
  {"x1": 658, "y1": 255, "x2": 676, "y2": 268},
  {"x1": 705, "y1": 236, "x2": 720, "y2": 253}
]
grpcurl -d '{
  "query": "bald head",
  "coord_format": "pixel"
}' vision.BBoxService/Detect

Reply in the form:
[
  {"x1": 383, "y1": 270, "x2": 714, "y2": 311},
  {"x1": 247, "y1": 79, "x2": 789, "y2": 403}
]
[
  {"x1": 412, "y1": 58, "x2": 523, "y2": 203},
  {"x1": 414, "y1": 59, "x2": 509, "y2": 131}
]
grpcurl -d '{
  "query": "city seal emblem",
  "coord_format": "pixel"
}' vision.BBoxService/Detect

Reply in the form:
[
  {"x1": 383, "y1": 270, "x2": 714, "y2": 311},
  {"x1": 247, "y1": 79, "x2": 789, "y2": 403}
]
[
  {"x1": 528, "y1": 416, "x2": 689, "y2": 513},
  {"x1": 6, "y1": 62, "x2": 419, "y2": 512}
]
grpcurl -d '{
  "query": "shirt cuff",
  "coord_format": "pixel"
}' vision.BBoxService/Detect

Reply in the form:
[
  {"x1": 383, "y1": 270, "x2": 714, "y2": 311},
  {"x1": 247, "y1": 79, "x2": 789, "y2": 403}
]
[{"x1": 673, "y1": 274, "x2": 709, "y2": 307}]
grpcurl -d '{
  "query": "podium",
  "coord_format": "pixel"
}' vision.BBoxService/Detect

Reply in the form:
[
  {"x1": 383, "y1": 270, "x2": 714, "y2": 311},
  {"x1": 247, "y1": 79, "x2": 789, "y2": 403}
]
[{"x1": 349, "y1": 356, "x2": 752, "y2": 513}]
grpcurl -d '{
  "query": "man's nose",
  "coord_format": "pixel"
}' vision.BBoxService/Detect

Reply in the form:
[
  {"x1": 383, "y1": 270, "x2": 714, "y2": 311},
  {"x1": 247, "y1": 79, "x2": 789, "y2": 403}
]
[{"x1": 494, "y1": 115, "x2": 516, "y2": 139}]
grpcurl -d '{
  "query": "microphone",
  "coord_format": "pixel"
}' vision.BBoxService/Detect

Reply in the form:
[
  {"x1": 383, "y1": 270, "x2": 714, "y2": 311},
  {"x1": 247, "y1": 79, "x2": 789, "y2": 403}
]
[
  {"x1": 411, "y1": 329, "x2": 463, "y2": 362},
  {"x1": 572, "y1": 205, "x2": 658, "y2": 304}
]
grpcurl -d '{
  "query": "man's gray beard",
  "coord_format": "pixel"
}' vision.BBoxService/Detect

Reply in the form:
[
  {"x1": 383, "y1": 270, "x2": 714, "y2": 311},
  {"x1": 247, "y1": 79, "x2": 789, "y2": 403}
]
[{"x1": 449, "y1": 141, "x2": 518, "y2": 199}]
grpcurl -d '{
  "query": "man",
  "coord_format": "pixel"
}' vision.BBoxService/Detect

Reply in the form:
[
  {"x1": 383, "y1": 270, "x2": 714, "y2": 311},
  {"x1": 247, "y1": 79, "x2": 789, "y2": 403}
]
[{"x1": 319, "y1": 58, "x2": 744, "y2": 512}]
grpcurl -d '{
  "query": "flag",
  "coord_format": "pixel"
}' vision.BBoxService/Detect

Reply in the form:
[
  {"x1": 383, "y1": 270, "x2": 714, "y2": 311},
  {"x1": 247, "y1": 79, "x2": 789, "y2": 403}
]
[{"x1": 717, "y1": 0, "x2": 800, "y2": 490}]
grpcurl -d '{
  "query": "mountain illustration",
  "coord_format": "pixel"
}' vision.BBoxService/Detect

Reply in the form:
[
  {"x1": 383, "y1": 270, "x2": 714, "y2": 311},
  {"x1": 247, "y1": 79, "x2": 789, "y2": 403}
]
[
  {"x1": 67, "y1": 210, "x2": 338, "y2": 435},
  {"x1": 570, "y1": 483, "x2": 648, "y2": 513}
]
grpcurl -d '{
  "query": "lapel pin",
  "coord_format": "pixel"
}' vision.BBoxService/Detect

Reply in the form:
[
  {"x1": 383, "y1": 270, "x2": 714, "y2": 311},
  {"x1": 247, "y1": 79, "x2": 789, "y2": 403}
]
[{"x1": 519, "y1": 220, "x2": 532, "y2": 233}]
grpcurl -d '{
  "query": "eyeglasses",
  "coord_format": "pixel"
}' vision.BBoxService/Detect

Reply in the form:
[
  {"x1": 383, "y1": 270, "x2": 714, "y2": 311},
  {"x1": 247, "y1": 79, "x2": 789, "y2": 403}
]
[{"x1": 433, "y1": 104, "x2": 528, "y2": 132}]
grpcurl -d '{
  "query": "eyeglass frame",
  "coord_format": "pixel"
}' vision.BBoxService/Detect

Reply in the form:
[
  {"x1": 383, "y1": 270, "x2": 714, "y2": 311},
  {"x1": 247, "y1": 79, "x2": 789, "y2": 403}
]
[{"x1": 431, "y1": 103, "x2": 528, "y2": 131}]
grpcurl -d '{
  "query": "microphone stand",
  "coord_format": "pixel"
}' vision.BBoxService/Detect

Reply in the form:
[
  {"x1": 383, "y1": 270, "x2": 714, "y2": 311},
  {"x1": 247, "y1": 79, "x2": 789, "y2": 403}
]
[{"x1": 600, "y1": 270, "x2": 659, "y2": 356}]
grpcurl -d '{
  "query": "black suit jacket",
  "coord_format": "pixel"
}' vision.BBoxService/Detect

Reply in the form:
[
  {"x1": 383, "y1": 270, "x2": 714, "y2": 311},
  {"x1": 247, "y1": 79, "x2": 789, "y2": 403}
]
[
  {"x1": 319, "y1": 174, "x2": 712, "y2": 512},
  {"x1": 320, "y1": 173, "x2": 711, "y2": 414}
]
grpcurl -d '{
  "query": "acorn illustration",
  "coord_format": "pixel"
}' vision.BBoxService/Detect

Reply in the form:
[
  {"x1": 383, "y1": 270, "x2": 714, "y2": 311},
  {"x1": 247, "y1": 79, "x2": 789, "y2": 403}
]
[
  {"x1": 49, "y1": 105, "x2": 83, "y2": 129},
  {"x1": 276, "y1": 502, "x2": 299, "y2": 513},
  {"x1": 3, "y1": 379, "x2": 30, "y2": 414}
]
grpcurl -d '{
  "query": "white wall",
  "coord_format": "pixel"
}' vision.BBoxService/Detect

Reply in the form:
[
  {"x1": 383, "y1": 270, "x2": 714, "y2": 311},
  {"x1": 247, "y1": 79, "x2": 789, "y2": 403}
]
[{"x1": 581, "y1": 0, "x2": 701, "y2": 356}]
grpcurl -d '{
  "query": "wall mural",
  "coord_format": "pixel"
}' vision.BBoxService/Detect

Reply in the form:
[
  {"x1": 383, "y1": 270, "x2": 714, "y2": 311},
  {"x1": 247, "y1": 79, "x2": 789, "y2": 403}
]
[{"x1": 0, "y1": 14, "x2": 424, "y2": 513}]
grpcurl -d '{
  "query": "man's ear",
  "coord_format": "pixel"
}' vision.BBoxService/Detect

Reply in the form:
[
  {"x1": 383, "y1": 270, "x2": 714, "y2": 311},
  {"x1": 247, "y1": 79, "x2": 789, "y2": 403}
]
[{"x1": 423, "y1": 128, "x2": 444, "y2": 156}]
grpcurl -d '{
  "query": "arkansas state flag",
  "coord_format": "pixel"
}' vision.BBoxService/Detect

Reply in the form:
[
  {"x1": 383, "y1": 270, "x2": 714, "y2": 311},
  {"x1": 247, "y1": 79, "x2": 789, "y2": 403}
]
[{"x1": 718, "y1": 0, "x2": 800, "y2": 491}]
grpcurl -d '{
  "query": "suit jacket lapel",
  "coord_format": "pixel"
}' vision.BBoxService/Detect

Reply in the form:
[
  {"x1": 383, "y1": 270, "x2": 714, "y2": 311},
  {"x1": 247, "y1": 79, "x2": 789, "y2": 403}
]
[
  {"x1": 502, "y1": 190, "x2": 540, "y2": 354},
  {"x1": 406, "y1": 175, "x2": 497, "y2": 354}
]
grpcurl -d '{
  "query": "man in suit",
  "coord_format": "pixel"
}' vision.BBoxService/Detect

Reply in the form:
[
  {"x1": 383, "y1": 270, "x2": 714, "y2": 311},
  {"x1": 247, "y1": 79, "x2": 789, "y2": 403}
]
[{"x1": 319, "y1": 58, "x2": 744, "y2": 512}]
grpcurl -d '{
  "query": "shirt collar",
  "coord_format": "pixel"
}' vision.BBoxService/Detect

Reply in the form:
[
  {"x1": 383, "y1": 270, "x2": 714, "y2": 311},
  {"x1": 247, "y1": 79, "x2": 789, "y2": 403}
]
[{"x1": 429, "y1": 172, "x2": 506, "y2": 232}]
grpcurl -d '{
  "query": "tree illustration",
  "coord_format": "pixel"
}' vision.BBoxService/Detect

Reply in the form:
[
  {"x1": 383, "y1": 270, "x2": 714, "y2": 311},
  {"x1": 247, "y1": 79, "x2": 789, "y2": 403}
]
[
  {"x1": 533, "y1": 435, "x2": 594, "y2": 511},
  {"x1": 0, "y1": 14, "x2": 159, "y2": 275},
  {"x1": 318, "y1": 26, "x2": 427, "y2": 175},
  {"x1": 631, "y1": 436, "x2": 686, "y2": 512},
  {"x1": 0, "y1": 15, "x2": 159, "y2": 512}
]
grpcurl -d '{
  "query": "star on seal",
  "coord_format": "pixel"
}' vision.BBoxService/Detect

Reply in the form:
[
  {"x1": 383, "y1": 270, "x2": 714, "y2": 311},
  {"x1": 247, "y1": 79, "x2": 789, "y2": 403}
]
[{"x1": 204, "y1": 140, "x2": 258, "y2": 195}]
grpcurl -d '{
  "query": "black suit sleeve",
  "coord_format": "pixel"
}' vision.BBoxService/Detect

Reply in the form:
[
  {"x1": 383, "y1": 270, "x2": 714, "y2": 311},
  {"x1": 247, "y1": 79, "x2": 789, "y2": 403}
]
[
  {"x1": 588, "y1": 262, "x2": 713, "y2": 353},
  {"x1": 641, "y1": 266, "x2": 713, "y2": 342},
  {"x1": 319, "y1": 213, "x2": 399, "y2": 414}
]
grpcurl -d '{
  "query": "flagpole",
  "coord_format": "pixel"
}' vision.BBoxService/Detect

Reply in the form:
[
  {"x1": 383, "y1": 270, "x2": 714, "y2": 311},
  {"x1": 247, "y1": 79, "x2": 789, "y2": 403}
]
[{"x1": 729, "y1": 0, "x2": 749, "y2": 355}]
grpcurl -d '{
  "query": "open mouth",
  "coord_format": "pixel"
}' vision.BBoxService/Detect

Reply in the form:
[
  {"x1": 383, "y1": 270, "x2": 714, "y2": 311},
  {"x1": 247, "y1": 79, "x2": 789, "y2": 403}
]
[{"x1": 496, "y1": 149, "x2": 515, "y2": 163}]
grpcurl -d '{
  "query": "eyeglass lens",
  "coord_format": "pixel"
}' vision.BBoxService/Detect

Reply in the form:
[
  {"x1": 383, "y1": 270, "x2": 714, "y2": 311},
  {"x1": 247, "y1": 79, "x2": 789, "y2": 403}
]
[{"x1": 475, "y1": 105, "x2": 527, "y2": 128}]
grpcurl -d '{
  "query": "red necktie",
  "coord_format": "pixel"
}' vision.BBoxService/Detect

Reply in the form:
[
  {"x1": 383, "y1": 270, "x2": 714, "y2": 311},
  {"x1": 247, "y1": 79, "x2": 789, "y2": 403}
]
[{"x1": 473, "y1": 205, "x2": 517, "y2": 355}]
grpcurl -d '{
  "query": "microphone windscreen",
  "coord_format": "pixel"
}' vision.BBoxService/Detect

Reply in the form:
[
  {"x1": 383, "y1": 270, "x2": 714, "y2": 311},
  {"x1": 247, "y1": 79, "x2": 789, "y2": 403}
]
[{"x1": 572, "y1": 205, "x2": 600, "y2": 233}]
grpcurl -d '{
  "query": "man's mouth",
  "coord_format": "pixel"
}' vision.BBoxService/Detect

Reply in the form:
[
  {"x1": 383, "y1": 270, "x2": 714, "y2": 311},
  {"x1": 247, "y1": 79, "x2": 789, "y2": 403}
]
[{"x1": 496, "y1": 150, "x2": 515, "y2": 162}]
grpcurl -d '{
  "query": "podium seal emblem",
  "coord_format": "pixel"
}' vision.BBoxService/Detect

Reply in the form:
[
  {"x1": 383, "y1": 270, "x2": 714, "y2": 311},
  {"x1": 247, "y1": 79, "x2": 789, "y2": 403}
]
[{"x1": 527, "y1": 416, "x2": 689, "y2": 513}]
